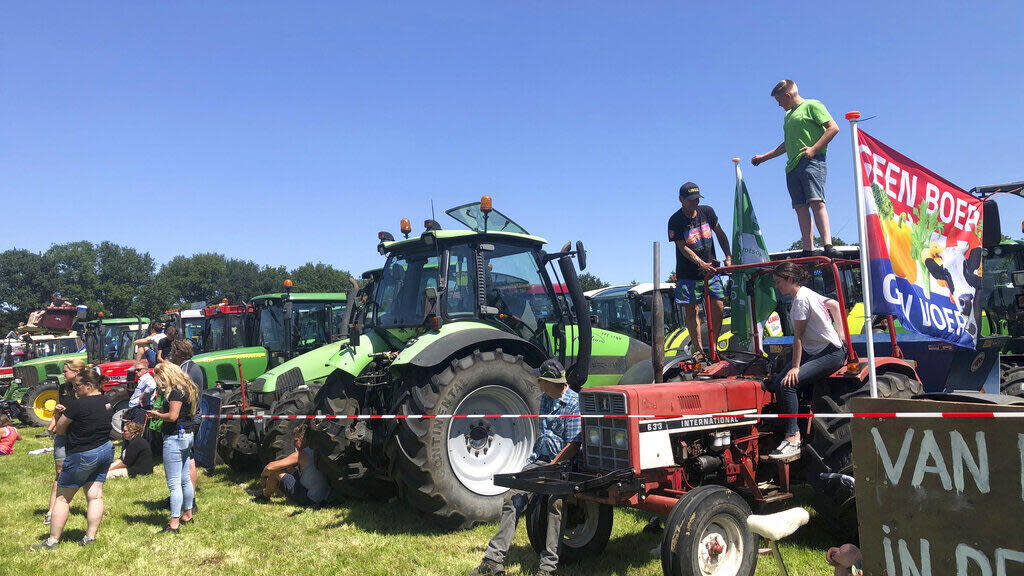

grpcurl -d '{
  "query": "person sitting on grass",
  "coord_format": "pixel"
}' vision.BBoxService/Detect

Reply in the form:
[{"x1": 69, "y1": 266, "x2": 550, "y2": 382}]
[
  {"x1": 0, "y1": 414, "x2": 23, "y2": 455},
  {"x1": 107, "y1": 421, "x2": 153, "y2": 479},
  {"x1": 253, "y1": 422, "x2": 331, "y2": 508}
]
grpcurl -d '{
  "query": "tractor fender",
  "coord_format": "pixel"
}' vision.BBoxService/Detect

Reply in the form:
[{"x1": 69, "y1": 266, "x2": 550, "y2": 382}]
[
  {"x1": 853, "y1": 358, "x2": 920, "y2": 383},
  {"x1": 396, "y1": 327, "x2": 548, "y2": 370}
]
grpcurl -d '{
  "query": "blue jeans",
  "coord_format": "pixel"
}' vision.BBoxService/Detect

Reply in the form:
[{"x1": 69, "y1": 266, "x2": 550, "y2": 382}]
[
  {"x1": 770, "y1": 346, "x2": 847, "y2": 436},
  {"x1": 786, "y1": 154, "x2": 827, "y2": 207},
  {"x1": 58, "y1": 441, "x2": 114, "y2": 488},
  {"x1": 162, "y1": 431, "x2": 194, "y2": 518}
]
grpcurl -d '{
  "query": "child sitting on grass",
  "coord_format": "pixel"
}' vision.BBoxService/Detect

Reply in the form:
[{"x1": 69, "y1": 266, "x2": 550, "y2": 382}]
[{"x1": 0, "y1": 415, "x2": 22, "y2": 455}]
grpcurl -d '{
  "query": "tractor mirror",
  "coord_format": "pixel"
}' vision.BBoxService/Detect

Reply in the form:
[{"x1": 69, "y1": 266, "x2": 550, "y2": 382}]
[
  {"x1": 590, "y1": 315, "x2": 600, "y2": 325},
  {"x1": 576, "y1": 241, "x2": 587, "y2": 271},
  {"x1": 349, "y1": 323, "x2": 361, "y2": 348},
  {"x1": 982, "y1": 200, "x2": 1001, "y2": 249},
  {"x1": 1013, "y1": 271, "x2": 1024, "y2": 288}
]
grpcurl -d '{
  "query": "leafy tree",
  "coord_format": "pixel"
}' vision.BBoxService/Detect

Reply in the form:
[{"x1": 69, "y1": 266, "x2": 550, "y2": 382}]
[
  {"x1": 578, "y1": 273, "x2": 609, "y2": 292},
  {"x1": 94, "y1": 242, "x2": 157, "y2": 317},
  {"x1": 289, "y1": 262, "x2": 352, "y2": 293},
  {"x1": 0, "y1": 249, "x2": 54, "y2": 334},
  {"x1": 787, "y1": 236, "x2": 852, "y2": 251}
]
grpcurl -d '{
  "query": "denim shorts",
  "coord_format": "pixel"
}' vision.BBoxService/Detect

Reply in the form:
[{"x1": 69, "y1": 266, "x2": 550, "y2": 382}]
[
  {"x1": 58, "y1": 441, "x2": 114, "y2": 488},
  {"x1": 279, "y1": 473, "x2": 311, "y2": 506},
  {"x1": 674, "y1": 275, "x2": 728, "y2": 304},
  {"x1": 786, "y1": 154, "x2": 827, "y2": 207},
  {"x1": 53, "y1": 434, "x2": 67, "y2": 463}
]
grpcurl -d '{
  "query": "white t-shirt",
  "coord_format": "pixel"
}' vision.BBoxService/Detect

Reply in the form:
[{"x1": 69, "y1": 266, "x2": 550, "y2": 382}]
[
  {"x1": 790, "y1": 286, "x2": 843, "y2": 355},
  {"x1": 128, "y1": 373, "x2": 158, "y2": 408}
]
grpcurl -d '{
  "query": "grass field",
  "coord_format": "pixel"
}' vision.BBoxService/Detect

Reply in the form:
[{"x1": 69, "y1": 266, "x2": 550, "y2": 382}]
[{"x1": 1, "y1": 426, "x2": 836, "y2": 575}]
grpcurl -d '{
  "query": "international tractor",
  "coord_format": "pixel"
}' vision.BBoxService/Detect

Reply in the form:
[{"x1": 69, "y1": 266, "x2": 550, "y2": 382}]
[
  {"x1": 494, "y1": 255, "x2": 924, "y2": 576},
  {"x1": 279, "y1": 198, "x2": 650, "y2": 528},
  {"x1": 586, "y1": 283, "x2": 738, "y2": 358},
  {"x1": 213, "y1": 286, "x2": 350, "y2": 470}
]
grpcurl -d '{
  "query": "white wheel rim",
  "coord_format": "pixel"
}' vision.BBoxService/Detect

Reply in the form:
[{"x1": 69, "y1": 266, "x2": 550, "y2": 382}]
[
  {"x1": 447, "y1": 385, "x2": 537, "y2": 496},
  {"x1": 696, "y1": 513, "x2": 744, "y2": 575},
  {"x1": 563, "y1": 500, "x2": 600, "y2": 548},
  {"x1": 111, "y1": 408, "x2": 126, "y2": 435}
]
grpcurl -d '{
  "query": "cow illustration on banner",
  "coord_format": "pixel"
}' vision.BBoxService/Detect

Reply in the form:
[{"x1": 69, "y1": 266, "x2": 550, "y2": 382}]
[{"x1": 857, "y1": 130, "x2": 984, "y2": 349}]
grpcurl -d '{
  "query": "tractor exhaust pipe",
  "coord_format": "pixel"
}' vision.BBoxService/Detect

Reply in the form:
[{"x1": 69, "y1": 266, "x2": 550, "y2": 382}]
[
  {"x1": 559, "y1": 254, "x2": 591, "y2": 391},
  {"x1": 652, "y1": 242, "x2": 665, "y2": 383},
  {"x1": 339, "y1": 276, "x2": 360, "y2": 338}
]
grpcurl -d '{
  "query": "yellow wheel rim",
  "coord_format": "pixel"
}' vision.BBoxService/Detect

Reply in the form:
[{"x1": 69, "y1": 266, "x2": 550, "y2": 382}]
[{"x1": 33, "y1": 389, "x2": 59, "y2": 421}]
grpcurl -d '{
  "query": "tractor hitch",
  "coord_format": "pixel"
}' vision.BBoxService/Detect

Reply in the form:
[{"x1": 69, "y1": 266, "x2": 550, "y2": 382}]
[{"x1": 494, "y1": 463, "x2": 639, "y2": 496}]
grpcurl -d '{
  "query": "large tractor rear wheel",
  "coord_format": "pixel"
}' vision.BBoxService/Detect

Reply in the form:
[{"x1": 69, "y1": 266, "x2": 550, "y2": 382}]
[
  {"x1": 216, "y1": 389, "x2": 261, "y2": 473},
  {"x1": 1000, "y1": 366, "x2": 1024, "y2": 398},
  {"x1": 391, "y1": 349, "x2": 540, "y2": 528},
  {"x1": 806, "y1": 369, "x2": 923, "y2": 542},
  {"x1": 526, "y1": 495, "x2": 613, "y2": 564},
  {"x1": 259, "y1": 383, "x2": 322, "y2": 465},
  {"x1": 20, "y1": 380, "x2": 60, "y2": 427}
]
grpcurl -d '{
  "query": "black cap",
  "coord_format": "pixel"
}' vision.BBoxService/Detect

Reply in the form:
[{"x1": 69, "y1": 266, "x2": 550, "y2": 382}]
[
  {"x1": 532, "y1": 358, "x2": 567, "y2": 384},
  {"x1": 679, "y1": 181, "x2": 701, "y2": 200}
]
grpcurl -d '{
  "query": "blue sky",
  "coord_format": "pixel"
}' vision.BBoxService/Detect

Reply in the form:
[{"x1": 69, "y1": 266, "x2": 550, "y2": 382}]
[{"x1": 2, "y1": 2, "x2": 1022, "y2": 286}]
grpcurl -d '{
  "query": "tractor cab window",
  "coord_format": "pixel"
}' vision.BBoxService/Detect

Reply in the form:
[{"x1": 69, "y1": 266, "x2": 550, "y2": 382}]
[
  {"x1": 290, "y1": 304, "x2": 330, "y2": 353},
  {"x1": 589, "y1": 288, "x2": 635, "y2": 335},
  {"x1": 329, "y1": 303, "x2": 348, "y2": 340},
  {"x1": 638, "y1": 291, "x2": 679, "y2": 336},
  {"x1": 481, "y1": 243, "x2": 558, "y2": 343},
  {"x1": 116, "y1": 330, "x2": 137, "y2": 361},
  {"x1": 85, "y1": 324, "x2": 123, "y2": 363},
  {"x1": 259, "y1": 305, "x2": 286, "y2": 353},
  {"x1": 182, "y1": 318, "x2": 206, "y2": 352},
  {"x1": 208, "y1": 314, "x2": 248, "y2": 351},
  {"x1": 446, "y1": 245, "x2": 475, "y2": 318},
  {"x1": 375, "y1": 254, "x2": 440, "y2": 328}
]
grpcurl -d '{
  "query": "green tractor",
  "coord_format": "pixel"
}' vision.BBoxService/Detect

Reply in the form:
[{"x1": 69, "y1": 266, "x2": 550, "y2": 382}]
[
  {"x1": 585, "y1": 283, "x2": 736, "y2": 358},
  {"x1": 297, "y1": 198, "x2": 647, "y2": 527},
  {"x1": 212, "y1": 286, "x2": 351, "y2": 470},
  {"x1": 10, "y1": 315, "x2": 147, "y2": 427},
  {"x1": 1, "y1": 331, "x2": 83, "y2": 426}
]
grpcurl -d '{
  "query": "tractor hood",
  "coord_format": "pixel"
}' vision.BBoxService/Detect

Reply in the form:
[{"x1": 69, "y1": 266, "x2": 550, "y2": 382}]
[
  {"x1": 249, "y1": 341, "x2": 347, "y2": 394},
  {"x1": 325, "y1": 330, "x2": 390, "y2": 378},
  {"x1": 15, "y1": 351, "x2": 86, "y2": 369},
  {"x1": 97, "y1": 360, "x2": 136, "y2": 378}
]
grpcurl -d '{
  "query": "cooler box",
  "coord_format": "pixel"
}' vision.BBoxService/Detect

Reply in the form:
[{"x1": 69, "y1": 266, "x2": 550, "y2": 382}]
[{"x1": 39, "y1": 306, "x2": 78, "y2": 331}]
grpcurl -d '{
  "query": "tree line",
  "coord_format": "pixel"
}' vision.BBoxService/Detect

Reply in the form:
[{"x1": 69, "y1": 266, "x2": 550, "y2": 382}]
[{"x1": 0, "y1": 241, "x2": 351, "y2": 335}]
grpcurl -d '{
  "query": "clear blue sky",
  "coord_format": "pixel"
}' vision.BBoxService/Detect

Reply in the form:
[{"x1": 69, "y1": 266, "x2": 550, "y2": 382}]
[{"x1": 3, "y1": 2, "x2": 1022, "y2": 286}]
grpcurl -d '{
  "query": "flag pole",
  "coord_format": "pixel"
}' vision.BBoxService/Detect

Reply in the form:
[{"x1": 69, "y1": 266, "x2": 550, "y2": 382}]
[{"x1": 846, "y1": 111, "x2": 878, "y2": 398}]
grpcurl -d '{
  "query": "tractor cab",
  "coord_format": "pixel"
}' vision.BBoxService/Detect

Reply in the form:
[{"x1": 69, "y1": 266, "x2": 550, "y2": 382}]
[
  {"x1": 586, "y1": 284, "x2": 683, "y2": 346},
  {"x1": 252, "y1": 290, "x2": 348, "y2": 365},
  {"x1": 200, "y1": 302, "x2": 255, "y2": 353},
  {"x1": 83, "y1": 316, "x2": 149, "y2": 365}
]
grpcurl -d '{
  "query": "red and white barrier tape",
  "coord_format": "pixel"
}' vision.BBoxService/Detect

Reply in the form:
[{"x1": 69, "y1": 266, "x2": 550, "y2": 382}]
[{"x1": 200, "y1": 411, "x2": 1024, "y2": 420}]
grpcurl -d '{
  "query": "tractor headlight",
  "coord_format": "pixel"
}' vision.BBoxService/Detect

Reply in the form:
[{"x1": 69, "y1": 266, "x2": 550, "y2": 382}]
[
  {"x1": 613, "y1": 430, "x2": 627, "y2": 449},
  {"x1": 587, "y1": 427, "x2": 601, "y2": 446}
]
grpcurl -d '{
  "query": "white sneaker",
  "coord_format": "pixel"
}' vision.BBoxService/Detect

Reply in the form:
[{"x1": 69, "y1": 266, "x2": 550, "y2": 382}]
[{"x1": 769, "y1": 440, "x2": 802, "y2": 460}]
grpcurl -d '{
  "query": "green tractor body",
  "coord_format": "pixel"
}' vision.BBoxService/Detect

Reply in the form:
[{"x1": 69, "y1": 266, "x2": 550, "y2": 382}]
[{"x1": 298, "y1": 200, "x2": 646, "y2": 527}]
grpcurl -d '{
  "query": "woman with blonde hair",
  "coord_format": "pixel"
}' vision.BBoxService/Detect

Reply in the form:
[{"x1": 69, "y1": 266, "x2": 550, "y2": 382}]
[{"x1": 147, "y1": 363, "x2": 198, "y2": 533}]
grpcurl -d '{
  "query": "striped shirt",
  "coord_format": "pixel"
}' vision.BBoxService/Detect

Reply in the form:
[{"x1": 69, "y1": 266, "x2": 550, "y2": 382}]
[{"x1": 528, "y1": 387, "x2": 581, "y2": 464}]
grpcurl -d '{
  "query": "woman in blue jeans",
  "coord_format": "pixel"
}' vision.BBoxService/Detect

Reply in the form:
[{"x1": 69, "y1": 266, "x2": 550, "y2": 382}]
[
  {"x1": 769, "y1": 262, "x2": 848, "y2": 461},
  {"x1": 33, "y1": 367, "x2": 114, "y2": 550},
  {"x1": 147, "y1": 363, "x2": 198, "y2": 533}
]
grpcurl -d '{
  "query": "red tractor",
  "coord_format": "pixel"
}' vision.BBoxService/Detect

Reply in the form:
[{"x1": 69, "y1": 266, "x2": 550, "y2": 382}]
[{"x1": 496, "y1": 256, "x2": 922, "y2": 576}]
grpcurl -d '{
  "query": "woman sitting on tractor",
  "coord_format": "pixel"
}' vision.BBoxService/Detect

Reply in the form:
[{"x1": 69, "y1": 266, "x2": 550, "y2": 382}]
[{"x1": 769, "y1": 262, "x2": 847, "y2": 460}]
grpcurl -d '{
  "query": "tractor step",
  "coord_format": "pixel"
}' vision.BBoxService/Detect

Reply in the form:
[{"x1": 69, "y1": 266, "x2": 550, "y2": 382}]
[
  {"x1": 759, "y1": 453, "x2": 801, "y2": 464},
  {"x1": 759, "y1": 490, "x2": 794, "y2": 504}
]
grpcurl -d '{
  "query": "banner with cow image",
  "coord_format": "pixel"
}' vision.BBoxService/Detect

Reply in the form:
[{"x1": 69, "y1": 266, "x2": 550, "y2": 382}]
[{"x1": 857, "y1": 130, "x2": 984, "y2": 349}]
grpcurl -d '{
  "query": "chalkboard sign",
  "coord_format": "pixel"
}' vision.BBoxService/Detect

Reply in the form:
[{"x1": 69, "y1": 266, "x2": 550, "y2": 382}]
[
  {"x1": 194, "y1": 392, "x2": 221, "y2": 471},
  {"x1": 852, "y1": 397, "x2": 1024, "y2": 575}
]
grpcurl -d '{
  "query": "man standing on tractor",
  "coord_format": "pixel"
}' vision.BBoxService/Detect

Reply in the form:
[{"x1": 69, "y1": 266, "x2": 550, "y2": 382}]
[
  {"x1": 668, "y1": 181, "x2": 732, "y2": 362},
  {"x1": 467, "y1": 359, "x2": 581, "y2": 576},
  {"x1": 751, "y1": 79, "x2": 840, "y2": 258}
]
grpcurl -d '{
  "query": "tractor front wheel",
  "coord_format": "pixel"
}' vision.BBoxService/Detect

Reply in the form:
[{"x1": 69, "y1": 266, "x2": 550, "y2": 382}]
[
  {"x1": 661, "y1": 485, "x2": 756, "y2": 576},
  {"x1": 390, "y1": 349, "x2": 540, "y2": 528},
  {"x1": 104, "y1": 386, "x2": 134, "y2": 441},
  {"x1": 259, "y1": 384, "x2": 321, "y2": 464},
  {"x1": 526, "y1": 495, "x2": 613, "y2": 564},
  {"x1": 20, "y1": 380, "x2": 60, "y2": 427},
  {"x1": 216, "y1": 389, "x2": 261, "y2": 472}
]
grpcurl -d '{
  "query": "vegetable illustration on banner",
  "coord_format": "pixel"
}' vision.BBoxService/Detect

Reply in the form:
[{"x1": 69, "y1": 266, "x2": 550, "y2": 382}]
[{"x1": 857, "y1": 130, "x2": 983, "y2": 348}]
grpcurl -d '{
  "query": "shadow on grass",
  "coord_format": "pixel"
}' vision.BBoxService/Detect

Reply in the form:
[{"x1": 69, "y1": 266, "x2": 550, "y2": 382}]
[{"x1": 321, "y1": 496, "x2": 452, "y2": 536}]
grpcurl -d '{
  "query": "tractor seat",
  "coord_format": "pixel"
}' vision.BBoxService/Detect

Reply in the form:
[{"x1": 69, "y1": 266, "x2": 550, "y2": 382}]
[{"x1": 746, "y1": 507, "x2": 809, "y2": 541}]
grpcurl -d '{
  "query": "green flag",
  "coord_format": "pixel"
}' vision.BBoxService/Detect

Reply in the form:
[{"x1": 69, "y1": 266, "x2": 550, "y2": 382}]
[{"x1": 730, "y1": 166, "x2": 777, "y2": 348}]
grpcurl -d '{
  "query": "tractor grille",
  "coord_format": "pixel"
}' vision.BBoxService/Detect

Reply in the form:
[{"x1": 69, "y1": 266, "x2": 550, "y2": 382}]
[
  {"x1": 248, "y1": 367, "x2": 304, "y2": 408},
  {"x1": 580, "y1": 391, "x2": 630, "y2": 472},
  {"x1": 14, "y1": 366, "x2": 39, "y2": 389}
]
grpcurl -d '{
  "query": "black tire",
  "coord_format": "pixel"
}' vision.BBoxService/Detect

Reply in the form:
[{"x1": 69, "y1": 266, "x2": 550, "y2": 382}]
[
  {"x1": 1000, "y1": 370, "x2": 1024, "y2": 398},
  {"x1": 20, "y1": 380, "x2": 60, "y2": 427},
  {"x1": 390, "y1": 349, "x2": 540, "y2": 528},
  {"x1": 805, "y1": 370, "x2": 923, "y2": 542},
  {"x1": 525, "y1": 495, "x2": 613, "y2": 564},
  {"x1": 661, "y1": 485, "x2": 756, "y2": 576},
  {"x1": 259, "y1": 383, "x2": 322, "y2": 465},
  {"x1": 216, "y1": 389, "x2": 261, "y2": 472},
  {"x1": 104, "y1": 385, "x2": 134, "y2": 441}
]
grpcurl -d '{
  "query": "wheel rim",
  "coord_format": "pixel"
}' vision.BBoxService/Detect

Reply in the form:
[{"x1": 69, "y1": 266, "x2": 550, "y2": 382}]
[
  {"x1": 447, "y1": 385, "x2": 537, "y2": 496},
  {"x1": 696, "y1": 513, "x2": 745, "y2": 575},
  {"x1": 563, "y1": 500, "x2": 600, "y2": 548},
  {"x1": 33, "y1": 389, "x2": 59, "y2": 421},
  {"x1": 111, "y1": 404, "x2": 128, "y2": 436}
]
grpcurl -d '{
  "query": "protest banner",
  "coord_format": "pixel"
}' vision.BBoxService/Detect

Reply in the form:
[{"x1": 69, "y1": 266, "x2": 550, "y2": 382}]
[
  {"x1": 856, "y1": 130, "x2": 985, "y2": 349},
  {"x1": 852, "y1": 397, "x2": 1024, "y2": 575}
]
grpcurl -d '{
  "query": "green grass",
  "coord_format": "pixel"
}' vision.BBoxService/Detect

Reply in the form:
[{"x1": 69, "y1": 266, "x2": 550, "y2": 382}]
[{"x1": 1, "y1": 427, "x2": 834, "y2": 575}]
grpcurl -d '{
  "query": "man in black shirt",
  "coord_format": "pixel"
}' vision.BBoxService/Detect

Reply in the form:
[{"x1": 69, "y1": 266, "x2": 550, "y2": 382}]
[{"x1": 668, "y1": 182, "x2": 732, "y2": 360}]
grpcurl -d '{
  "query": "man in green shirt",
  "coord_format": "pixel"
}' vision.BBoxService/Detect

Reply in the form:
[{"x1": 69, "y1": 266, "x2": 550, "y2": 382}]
[{"x1": 751, "y1": 79, "x2": 840, "y2": 258}]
